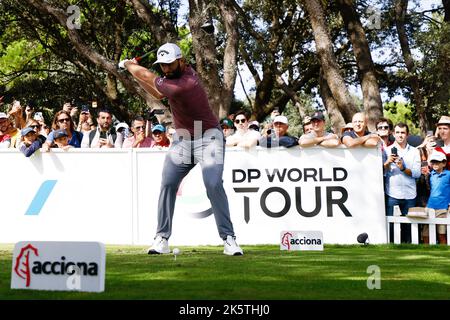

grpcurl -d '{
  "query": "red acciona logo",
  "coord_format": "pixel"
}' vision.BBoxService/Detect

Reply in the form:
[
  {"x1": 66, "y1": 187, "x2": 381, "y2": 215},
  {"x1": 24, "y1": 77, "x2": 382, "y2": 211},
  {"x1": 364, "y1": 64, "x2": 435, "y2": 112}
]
[
  {"x1": 14, "y1": 244, "x2": 39, "y2": 287},
  {"x1": 281, "y1": 232, "x2": 293, "y2": 250}
]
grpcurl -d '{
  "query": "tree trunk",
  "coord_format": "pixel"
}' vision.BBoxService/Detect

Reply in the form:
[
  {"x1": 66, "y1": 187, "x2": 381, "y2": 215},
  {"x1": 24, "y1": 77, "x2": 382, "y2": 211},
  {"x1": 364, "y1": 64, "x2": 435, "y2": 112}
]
[
  {"x1": 188, "y1": 0, "x2": 238, "y2": 119},
  {"x1": 395, "y1": 0, "x2": 427, "y2": 134},
  {"x1": 319, "y1": 69, "x2": 346, "y2": 134},
  {"x1": 443, "y1": 0, "x2": 450, "y2": 22},
  {"x1": 218, "y1": 0, "x2": 239, "y2": 118},
  {"x1": 303, "y1": 0, "x2": 358, "y2": 123},
  {"x1": 337, "y1": 0, "x2": 383, "y2": 131}
]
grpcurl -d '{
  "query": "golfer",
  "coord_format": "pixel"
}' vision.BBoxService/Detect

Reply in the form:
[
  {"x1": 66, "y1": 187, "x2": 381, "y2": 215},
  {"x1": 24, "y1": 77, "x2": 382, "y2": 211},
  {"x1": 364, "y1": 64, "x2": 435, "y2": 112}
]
[{"x1": 119, "y1": 43, "x2": 243, "y2": 256}]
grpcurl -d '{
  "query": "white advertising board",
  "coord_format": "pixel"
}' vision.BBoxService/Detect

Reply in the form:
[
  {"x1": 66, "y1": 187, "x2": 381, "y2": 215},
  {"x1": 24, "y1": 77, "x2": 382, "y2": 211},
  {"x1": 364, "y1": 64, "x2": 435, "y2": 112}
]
[
  {"x1": 0, "y1": 146, "x2": 387, "y2": 246},
  {"x1": 11, "y1": 241, "x2": 105, "y2": 292}
]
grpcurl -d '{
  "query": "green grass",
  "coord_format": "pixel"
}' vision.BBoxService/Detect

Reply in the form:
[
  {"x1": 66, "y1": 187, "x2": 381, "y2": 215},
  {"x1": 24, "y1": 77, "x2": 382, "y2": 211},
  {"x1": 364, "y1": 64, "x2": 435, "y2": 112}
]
[{"x1": 1, "y1": 244, "x2": 449, "y2": 300}]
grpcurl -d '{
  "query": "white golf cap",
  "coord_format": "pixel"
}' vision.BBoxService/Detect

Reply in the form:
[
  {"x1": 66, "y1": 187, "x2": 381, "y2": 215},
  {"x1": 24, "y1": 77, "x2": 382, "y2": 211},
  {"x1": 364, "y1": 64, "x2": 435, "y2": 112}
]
[
  {"x1": 273, "y1": 115, "x2": 288, "y2": 125},
  {"x1": 429, "y1": 151, "x2": 446, "y2": 162},
  {"x1": 153, "y1": 43, "x2": 182, "y2": 65}
]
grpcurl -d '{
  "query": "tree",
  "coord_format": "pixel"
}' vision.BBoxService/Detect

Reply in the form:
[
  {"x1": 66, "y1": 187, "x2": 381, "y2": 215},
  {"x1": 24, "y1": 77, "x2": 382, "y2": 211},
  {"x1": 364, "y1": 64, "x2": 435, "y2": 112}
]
[
  {"x1": 336, "y1": 0, "x2": 382, "y2": 131},
  {"x1": 303, "y1": 0, "x2": 358, "y2": 129}
]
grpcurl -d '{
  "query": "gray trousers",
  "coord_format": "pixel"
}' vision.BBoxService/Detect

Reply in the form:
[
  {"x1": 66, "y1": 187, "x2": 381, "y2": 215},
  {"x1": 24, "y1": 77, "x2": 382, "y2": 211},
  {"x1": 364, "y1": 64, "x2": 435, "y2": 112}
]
[{"x1": 155, "y1": 128, "x2": 235, "y2": 240}]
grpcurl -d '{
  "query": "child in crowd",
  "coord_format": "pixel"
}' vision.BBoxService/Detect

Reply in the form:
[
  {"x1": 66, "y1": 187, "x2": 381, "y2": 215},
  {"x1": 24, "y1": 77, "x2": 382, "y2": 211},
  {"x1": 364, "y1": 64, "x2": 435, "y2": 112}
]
[
  {"x1": 18, "y1": 127, "x2": 42, "y2": 157},
  {"x1": 422, "y1": 151, "x2": 450, "y2": 244},
  {"x1": 52, "y1": 129, "x2": 73, "y2": 151}
]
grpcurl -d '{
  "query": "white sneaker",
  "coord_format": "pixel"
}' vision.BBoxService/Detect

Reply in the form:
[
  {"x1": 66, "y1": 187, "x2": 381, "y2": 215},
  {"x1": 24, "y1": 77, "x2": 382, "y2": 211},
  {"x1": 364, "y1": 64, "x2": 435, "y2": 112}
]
[
  {"x1": 223, "y1": 235, "x2": 243, "y2": 256},
  {"x1": 147, "y1": 236, "x2": 170, "y2": 254}
]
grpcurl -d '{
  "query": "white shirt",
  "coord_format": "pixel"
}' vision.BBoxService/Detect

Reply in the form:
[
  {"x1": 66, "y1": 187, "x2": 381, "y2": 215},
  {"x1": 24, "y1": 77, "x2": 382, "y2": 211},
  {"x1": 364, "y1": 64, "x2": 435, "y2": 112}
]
[{"x1": 384, "y1": 143, "x2": 421, "y2": 199}]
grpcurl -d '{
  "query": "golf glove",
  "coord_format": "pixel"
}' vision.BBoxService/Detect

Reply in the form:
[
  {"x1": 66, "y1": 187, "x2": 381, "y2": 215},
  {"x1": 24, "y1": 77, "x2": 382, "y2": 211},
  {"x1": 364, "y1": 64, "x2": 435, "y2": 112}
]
[{"x1": 118, "y1": 59, "x2": 131, "y2": 70}]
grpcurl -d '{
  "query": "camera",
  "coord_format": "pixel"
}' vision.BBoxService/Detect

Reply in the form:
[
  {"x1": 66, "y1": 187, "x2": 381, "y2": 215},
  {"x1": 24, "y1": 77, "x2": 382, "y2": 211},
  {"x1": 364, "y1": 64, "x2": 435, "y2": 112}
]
[
  {"x1": 391, "y1": 146, "x2": 397, "y2": 156},
  {"x1": 99, "y1": 131, "x2": 107, "y2": 139},
  {"x1": 145, "y1": 109, "x2": 165, "y2": 125}
]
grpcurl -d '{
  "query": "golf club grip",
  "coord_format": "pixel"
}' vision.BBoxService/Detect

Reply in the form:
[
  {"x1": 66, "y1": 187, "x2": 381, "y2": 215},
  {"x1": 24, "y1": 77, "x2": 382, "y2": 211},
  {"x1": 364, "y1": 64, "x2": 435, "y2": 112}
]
[{"x1": 135, "y1": 51, "x2": 152, "y2": 62}]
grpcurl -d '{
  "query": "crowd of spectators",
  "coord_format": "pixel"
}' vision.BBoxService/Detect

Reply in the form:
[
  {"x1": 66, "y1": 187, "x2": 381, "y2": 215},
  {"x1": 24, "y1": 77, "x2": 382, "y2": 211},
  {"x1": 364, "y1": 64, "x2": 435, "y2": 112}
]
[{"x1": 1, "y1": 98, "x2": 449, "y2": 244}]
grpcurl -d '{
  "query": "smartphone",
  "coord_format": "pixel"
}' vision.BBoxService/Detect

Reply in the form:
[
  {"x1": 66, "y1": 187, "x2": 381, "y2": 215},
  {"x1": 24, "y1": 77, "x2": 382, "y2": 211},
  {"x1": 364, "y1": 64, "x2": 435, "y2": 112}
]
[
  {"x1": 426, "y1": 130, "x2": 434, "y2": 137},
  {"x1": 99, "y1": 131, "x2": 107, "y2": 139},
  {"x1": 92, "y1": 101, "x2": 98, "y2": 109},
  {"x1": 391, "y1": 146, "x2": 398, "y2": 156}
]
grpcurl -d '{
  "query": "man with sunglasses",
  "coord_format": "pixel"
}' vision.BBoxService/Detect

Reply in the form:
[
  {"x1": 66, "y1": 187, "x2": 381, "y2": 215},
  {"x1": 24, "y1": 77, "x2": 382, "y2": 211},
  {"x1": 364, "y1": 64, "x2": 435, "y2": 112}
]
[
  {"x1": 122, "y1": 116, "x2": 154, "y2": 148},
  {"x1": 119, "y1": 43, "x2": 243, "y2": 256},
  {"x1": 375, "y1": 117, "x2": 394, "y2": 150},
  {"x1": 226, "y1": 110, "x2": 260, "y2": 148}
]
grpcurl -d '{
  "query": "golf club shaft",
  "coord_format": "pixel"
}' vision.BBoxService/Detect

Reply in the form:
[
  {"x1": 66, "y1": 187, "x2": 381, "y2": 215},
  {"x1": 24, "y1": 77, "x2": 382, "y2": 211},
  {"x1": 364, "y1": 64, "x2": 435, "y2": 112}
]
[{"x1": 135, "y1": 50, "x2": 153, "y2": 62}]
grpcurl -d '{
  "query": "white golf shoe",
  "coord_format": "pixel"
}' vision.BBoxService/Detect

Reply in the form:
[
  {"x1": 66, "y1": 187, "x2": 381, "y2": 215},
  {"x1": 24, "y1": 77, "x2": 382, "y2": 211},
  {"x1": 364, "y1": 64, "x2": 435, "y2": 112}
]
[
  {"x1": 147, "y1": 236, "x2": 170, "y2": 254},
  {"x1": 223, "y1": 235, "x2": 243, "y2": 256}
]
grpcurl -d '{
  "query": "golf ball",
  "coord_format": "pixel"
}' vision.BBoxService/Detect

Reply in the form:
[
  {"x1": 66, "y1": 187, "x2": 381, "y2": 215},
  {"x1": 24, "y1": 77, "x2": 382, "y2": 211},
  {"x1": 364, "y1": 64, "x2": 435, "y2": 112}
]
[{"x1": 173, "y1": 248, "x2": 180, "y2": 255}]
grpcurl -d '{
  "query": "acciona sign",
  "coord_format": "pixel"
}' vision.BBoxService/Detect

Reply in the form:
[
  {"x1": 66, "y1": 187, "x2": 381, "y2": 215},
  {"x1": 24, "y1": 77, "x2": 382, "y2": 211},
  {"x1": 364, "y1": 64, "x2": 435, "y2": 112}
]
[{"x1": 11, "y1": 241, "x2": 105, "y2": 292}]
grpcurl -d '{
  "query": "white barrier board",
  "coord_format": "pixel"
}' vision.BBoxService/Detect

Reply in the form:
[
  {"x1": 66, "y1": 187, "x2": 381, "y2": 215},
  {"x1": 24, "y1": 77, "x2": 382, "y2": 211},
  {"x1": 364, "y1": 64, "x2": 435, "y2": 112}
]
[{"x1": 0, "y1": 146, "x2": 387, "y2": 245}]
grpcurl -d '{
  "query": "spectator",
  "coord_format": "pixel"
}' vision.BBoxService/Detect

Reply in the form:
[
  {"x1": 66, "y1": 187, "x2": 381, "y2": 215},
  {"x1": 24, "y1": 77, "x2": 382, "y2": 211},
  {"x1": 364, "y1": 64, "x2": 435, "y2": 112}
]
[
  {"x1": 302, "y1": 116, "x2": 313, "y2": 135},
  {"x1": 52, "y1": 129, "x2": 73, "y2": 151},
  {"x1": 81, "y1": 108, "x2": 120, "y2": 148},
  {"x1": 226, "y1": 111, "x2": 260, "y2": 148},
  {"x1": 0, "y1": 112, "x2": 20, "y2": 148},
  {"x1": 115, "y1": 122, "x2": 129, "y2": 148},
  {"x1": 340, "y1": 122, "x2": 353, "y2": 137},
  {"x1": 33, "y1": 112, "x2": 50, "y2": 137},
  {"x1": 416, "y1": 146, "x2": 431, "y2": 208},
  {"x1": 299, "y1": 111, "x2": 340, "y2": 148},
  {"x1": 76, "y1": 105, "x2": 92, "y2": 131},
  {"x1": 122, "y1": 116, "x2": 154, "y2": 148},
  {"x1": 383, "y1": 122, "x2": 421, "y2": 243},
  {"x1": 151, "y1": 124, "x2": 170, "y2": 149},
  {"x1": 376, "y1": 117, "x2": 393, "y2": 150},
  {"x1": 248, "y1": 120, "x2": 260, "y2": 132},
  {"x1": 24, "y1": 100, "x2": 36, "y2": 124},
  {"x1": 422, "y1": 151, "x2": 450, "y2": 245},
  {"x1": 434, "y1": 115, "x2": 450, "y2": 169},
  {"x1": 0, "y1": 112, "x2": 12, "y2": 148},
  {"x1": 18, "y1": 127, "x2": 42, "y2": 157},
  {"x1": 42, "y1": 110, "x2": 83, "y2": 151},
  {"x1": 342, "y1": 112, "x2": 380, "y2": 148},
  {"x1": 220, "y1": 118, "x2": 234, "y2": 138},
  {"x1": 7, "y1": 100, "x2": 25, "y2": 129},
  {"x1": 24, "y1": 119, "x2": 47, "y2": 145},
  {"x1": 259, "y1": 115, "x2": 298, "y2": 148}
]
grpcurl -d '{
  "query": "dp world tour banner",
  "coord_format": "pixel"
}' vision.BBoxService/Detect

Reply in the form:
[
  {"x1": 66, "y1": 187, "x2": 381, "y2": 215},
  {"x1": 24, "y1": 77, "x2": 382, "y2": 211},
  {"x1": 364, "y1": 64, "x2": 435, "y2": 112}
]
[{"x1": 0, "y1": 146, "x2": 386, "y2": 245}]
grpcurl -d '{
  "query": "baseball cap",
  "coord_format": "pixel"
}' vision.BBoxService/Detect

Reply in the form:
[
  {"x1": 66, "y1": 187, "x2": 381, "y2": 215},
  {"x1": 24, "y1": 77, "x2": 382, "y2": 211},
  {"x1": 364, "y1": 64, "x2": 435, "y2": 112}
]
[
  {"x1": 220, "y1": 118, "x2": 234, "y2": 128},
  {"x1": 152, "y1": 124, "x2": 166, "y2": 133},
  {"x1": 0, "y1": 112, "x2": 8, "y2": 119},
  {"x1": 310, "y1": 111, "x2": 325, "y2": 121},
  {"x1": 21, "y1": 127, "x2": 36, "y2": 136},
  {"x1": 273, "y1": 115, "x2": 288, "y2": 125},
  {"x1": 53, "y1": 129, "x2": 68, "y2": 139},
  {"x1": 115, "y1": 122, "x2": 129, "y2": 132},
  {"x1": 341, "y1": 122, "x2": 354, "y2": 134},
  {"x1": 249, "y1": 120, "x2": 260, "y2": 129},
  {"x1": 429, "y1": 151, "x2": 447, "y2": 162},
  {"x1": 153, "y1": 43, "x2": 182, "y2": 65}
]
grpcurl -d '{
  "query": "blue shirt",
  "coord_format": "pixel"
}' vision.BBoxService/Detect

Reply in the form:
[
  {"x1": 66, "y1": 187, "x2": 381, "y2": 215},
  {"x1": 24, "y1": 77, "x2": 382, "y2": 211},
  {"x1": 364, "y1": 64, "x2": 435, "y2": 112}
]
[
  {"x1": 427, "y1": 169, "x2": 450, "y2": 210},
  {"x1": 46, "y1": 130, "x2": 83, "y2": 148},
  {"x1": 383, "y1": 144, "x2": 421, "y2": 199}
]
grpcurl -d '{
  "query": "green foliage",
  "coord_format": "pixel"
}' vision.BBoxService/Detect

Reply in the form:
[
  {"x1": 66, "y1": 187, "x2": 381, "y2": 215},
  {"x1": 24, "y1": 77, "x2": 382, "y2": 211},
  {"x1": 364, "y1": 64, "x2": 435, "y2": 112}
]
[{"x1": 383, "y1": 101, "x2": 420, "y2": 136}]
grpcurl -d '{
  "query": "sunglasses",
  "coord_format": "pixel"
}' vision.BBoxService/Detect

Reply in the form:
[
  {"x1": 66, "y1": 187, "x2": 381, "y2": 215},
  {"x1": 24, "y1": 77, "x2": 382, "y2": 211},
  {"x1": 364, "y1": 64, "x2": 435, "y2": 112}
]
[
  {"x1": 58, "y1": 118, "x2": 71, "y2": 123},
  {"x1": 135, "y1": 126, "x2": 146, "y2": 131},
  {"x1": 234, "y1": 119, "x2": 247, "y2": 124},
  {"x1": 377, "y1": 126, "x2": 389, "y2": 130},
  {"x1": 29, "y1": 125, "x2": 40, "y2": 129}
]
